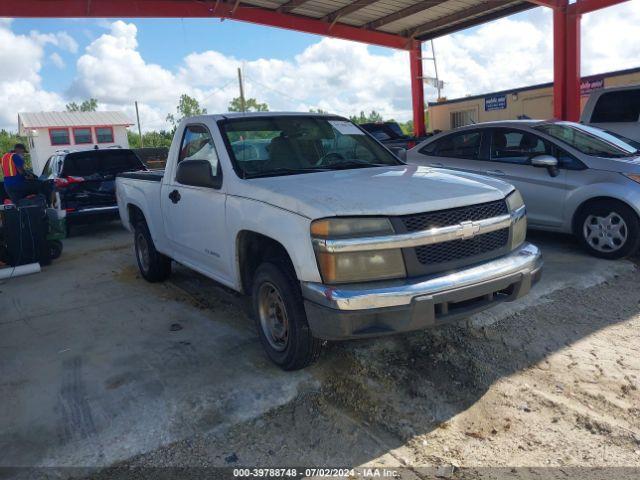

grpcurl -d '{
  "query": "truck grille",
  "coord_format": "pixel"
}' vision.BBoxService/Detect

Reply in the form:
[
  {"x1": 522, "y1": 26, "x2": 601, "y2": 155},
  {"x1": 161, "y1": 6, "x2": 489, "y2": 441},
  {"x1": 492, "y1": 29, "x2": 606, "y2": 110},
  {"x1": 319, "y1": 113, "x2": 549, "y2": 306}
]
[
  {"x1": 414, "y1": 229, "x2": 509, "y2": 265},
  {"x1": 394, "y1": 199, "x2": 510, "y2": 273},
  {"x1": 401, "y1": 199, "x2": 508, "y2": 232}
]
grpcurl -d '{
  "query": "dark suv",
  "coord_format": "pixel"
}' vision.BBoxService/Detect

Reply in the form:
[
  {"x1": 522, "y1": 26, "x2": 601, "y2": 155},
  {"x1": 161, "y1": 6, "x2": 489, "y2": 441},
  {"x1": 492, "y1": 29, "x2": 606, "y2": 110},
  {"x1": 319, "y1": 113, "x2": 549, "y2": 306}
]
[{"x1": 40, "y1": 148, "x2": 146, "y2": 227}]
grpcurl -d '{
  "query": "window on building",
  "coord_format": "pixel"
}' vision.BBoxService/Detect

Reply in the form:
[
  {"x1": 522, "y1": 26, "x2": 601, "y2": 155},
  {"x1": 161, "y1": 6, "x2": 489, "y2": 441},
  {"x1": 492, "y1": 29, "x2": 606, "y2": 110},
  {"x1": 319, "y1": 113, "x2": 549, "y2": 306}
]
[
  {"x1": 73, "y1": 127, "x2": 92, "y2": 144},
  {"x1": 96, "y1": 127, "x2": 114, "y2": 143},
  {"x1": 436, "y1": 131, "x2": 482, "y2": 159},
  {"x1": 591, "y1": 90, "x2": 640, "y2": 123},
  {"x1": 49, "y1": 128, "x2": 70, "y2": 146},
  {"x1": 450, "y1": 109, "x2": 477, "y2": 129}
]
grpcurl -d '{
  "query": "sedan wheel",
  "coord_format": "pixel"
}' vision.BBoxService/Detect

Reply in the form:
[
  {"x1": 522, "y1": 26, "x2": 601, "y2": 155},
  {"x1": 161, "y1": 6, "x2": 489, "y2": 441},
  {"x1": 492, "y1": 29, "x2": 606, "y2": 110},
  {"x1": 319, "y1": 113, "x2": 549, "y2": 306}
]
[
  {"x1": 576, "y1": 200, "x2": 640, "y2": 259},
  {"x1": 583, "y1": 212, "x2": 628, "y2": 254}
]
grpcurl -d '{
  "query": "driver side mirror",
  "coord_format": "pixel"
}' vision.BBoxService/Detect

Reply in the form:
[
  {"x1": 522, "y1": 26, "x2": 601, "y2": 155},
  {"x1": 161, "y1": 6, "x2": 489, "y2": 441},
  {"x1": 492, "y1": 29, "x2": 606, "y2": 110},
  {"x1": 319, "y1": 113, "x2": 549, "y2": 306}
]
[
  {"x1": 389, "y1": 147, "x2": 407, "y2": 162},
  {"x1": 176, "y1": 159, "x2": 221, "y2": 189},
  {"x1": 531, "y1": 155, "x2": 559, "y2": 177}
]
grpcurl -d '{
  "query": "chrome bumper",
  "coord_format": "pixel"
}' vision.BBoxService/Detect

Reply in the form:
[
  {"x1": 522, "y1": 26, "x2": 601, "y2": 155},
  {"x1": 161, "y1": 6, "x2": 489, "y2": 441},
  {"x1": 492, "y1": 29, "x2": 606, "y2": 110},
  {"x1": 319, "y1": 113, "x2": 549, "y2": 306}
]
[{"x1": 302, "y1": 242, "x2": 542, "y2": 311}]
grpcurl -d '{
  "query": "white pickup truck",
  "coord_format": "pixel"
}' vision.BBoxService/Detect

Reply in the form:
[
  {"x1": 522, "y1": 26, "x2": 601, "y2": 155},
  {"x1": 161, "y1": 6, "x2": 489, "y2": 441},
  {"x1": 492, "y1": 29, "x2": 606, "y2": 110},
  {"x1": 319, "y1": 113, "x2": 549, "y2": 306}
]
[{"x1": 116, "y1": 112, "x2": 542, "y2": 370}]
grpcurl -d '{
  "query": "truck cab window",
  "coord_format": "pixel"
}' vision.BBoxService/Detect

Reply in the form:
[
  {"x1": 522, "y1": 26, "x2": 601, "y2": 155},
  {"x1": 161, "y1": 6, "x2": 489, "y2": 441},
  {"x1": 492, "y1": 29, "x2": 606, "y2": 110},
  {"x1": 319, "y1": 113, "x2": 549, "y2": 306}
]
[
  {"x1": 178, "y1": 125, "x2": 220, "y2": 173},
  {"x1": 591, "y1": 90, "x2": 640, "y2": 123}
]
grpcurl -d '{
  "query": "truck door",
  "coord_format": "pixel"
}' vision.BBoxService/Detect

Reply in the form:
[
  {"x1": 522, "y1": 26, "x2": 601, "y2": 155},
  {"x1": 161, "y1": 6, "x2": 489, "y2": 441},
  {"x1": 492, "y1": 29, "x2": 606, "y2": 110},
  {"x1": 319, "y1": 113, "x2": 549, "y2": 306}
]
[{"x1": 161, "y1": 123, "x2": 230, "y2": 281}]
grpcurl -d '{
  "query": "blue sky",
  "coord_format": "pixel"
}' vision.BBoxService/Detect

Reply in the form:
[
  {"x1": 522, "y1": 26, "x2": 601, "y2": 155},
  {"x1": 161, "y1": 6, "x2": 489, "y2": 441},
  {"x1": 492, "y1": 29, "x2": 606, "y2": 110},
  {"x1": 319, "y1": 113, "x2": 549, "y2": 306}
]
[
  {"x1": 1, "y1": 2, "x2": 639, "y2": 131},
  {"x1": 10, "y1": 18, "x2": 324, "y2": 92}
]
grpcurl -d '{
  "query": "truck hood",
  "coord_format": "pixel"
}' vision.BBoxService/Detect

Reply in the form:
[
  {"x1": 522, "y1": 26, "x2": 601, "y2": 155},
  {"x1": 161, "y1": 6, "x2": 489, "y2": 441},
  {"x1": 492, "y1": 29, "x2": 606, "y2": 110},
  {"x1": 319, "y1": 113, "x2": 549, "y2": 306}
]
[{"x1": 234, "y1": 165, "x2": 514, "y2": 219}]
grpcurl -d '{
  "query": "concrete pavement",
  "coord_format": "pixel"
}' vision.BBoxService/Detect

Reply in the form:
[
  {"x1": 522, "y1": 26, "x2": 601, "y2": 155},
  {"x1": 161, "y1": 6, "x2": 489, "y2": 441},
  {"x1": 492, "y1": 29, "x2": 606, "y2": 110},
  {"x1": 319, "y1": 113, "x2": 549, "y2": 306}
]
[{"x1": 0, "y1": 222, "x2": 633, "y2": 467}]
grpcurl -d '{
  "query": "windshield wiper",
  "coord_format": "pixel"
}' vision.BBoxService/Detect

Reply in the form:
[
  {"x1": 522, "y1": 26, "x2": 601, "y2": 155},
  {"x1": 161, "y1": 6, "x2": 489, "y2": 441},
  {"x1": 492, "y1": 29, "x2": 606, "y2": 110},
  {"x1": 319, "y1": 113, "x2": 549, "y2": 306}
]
[
  {"x1": 245, "y1": 167, "x2": 331, "y2": 178},
  {"x1": 326, "y1": 161, "x2": 392, "y2": 170}
]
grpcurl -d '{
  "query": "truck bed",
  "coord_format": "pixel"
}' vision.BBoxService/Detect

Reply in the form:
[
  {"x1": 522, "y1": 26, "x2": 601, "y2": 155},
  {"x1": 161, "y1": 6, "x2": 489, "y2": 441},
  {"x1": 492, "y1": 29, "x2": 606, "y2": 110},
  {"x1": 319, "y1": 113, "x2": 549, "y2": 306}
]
[{"x1": 118, "y1": 170, "x2": 164, "y2": 182}]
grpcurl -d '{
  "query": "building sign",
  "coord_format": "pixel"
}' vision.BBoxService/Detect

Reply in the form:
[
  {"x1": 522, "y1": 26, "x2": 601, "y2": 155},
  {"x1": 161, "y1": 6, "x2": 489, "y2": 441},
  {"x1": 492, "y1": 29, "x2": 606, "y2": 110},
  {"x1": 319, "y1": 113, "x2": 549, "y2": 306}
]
[
  {"x1": 484, "y1": 94, "x2": 507, "y2": 111},
  {"x1": 581, "y1": 77, "x2": 604, "y2": 96}
]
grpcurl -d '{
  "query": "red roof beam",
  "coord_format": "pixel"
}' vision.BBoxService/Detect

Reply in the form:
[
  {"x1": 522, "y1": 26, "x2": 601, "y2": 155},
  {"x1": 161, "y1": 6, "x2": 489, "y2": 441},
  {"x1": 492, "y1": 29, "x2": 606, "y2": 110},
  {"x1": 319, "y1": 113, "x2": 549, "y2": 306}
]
[
  {"x1": 0, "y1": 0, "x2": 411, "y2": 50},
  {"x1": 568, "y1": 0, "x2": 630, "y2": 14}
]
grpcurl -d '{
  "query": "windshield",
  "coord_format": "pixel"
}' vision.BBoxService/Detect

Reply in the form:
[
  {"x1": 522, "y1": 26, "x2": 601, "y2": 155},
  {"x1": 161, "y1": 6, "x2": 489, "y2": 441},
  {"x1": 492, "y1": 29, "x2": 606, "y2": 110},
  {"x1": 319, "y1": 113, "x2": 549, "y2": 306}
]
[
  {"x1": 220, "y1": 116, "x2": 402, "y2": 178},
  {"x1": 534, "y1": 123, "x2": 639, "y2": 158}
]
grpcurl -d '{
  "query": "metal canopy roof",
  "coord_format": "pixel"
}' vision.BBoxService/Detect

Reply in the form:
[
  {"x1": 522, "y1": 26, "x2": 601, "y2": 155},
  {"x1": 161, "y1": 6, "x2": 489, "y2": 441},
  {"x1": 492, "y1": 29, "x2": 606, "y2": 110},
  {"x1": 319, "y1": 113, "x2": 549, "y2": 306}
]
[
  {"x1": 242, "y1": 0, "x2": 536, "y2": 41},
  {"x1": 2, "y1": 0, "x2": 536, "y2": 48}
]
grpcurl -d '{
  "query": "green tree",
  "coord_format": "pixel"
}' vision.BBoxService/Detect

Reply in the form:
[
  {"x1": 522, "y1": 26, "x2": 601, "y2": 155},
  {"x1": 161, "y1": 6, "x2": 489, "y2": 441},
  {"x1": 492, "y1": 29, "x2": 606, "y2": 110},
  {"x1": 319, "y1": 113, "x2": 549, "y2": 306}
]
[
  {"x1": 128, "y1": 130, "x2": 174, "y2": 149},
  {"x1": 309, "y1": 108, "x2": 328, "y2": 114},
  {"x1": 228, "y1": 97, "x2": 269, "y2": 113},
  {"x1": 349, "y1": 110, "x2": 384, "y2": 124},
  {"x1": 166, "y1": 94, "x2": 207, "y2": 130},
  {"x1": 66, "y1": 98, "x2": 98, "y2": 112}
]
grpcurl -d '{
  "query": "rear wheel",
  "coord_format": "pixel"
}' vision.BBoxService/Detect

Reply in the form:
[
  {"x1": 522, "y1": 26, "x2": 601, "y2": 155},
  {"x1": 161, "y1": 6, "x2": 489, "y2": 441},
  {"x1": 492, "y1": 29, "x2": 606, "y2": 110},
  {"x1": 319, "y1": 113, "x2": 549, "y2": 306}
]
[
  {"x1": 134, "y1": 219, "x2": 172, "y2": 282},
  {"x1": 576, "y1": 199, "x2": 640, "y2": 259},
  {"x1": 48, "y1": 240, "x2": 63, "y2": 260},
  {"x1": 252, "y1": 262, "x2": 322, "y2": 370}
]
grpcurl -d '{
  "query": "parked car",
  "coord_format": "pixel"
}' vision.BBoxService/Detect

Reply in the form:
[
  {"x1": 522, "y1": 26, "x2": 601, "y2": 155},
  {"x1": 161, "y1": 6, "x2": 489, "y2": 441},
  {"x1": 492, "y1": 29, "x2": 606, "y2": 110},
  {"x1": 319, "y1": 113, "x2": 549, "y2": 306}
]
[
  {"x1": 409, "y1": 120, "x2": 640, "y2": 259},
  {"x1": 116, "y1": 112, "x2": 542, "y2": 370},
  {"x1": 360, "y1": 121, "x2": 429, "y2": 149},
  {"x1": 582, "y1": 84, "x2": 640, "y2": 143},
  {"x1": 40, "y1": 148, "x2": 147, "y2": 229}
]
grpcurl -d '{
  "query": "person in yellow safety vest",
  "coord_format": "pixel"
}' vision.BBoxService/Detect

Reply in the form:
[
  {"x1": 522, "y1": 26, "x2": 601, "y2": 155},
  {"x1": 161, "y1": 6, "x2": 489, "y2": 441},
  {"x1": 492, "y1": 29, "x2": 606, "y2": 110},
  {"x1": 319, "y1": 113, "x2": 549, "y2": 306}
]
[{"x1": 1, "y1": 143, "x2": 38, "y2": 204}]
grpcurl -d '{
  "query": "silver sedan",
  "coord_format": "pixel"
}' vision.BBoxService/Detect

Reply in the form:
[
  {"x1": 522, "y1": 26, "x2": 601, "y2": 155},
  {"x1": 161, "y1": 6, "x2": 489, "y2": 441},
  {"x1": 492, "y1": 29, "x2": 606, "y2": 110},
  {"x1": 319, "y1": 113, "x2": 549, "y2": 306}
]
[{"x1": 408, "y1": 120, "x2": 640, "y2": 259}]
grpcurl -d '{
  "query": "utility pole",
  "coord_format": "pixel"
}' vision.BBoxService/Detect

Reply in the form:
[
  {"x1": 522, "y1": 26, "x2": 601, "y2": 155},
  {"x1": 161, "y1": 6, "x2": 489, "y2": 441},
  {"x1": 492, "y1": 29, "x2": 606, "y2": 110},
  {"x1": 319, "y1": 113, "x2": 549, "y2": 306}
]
[
  {"x1": 237, "y1": 67, "x2": 246, "y2": 113},
  {"x1": 430, "y1": 40, "x2": 442, "y2": 100},
  {"x1": 135, "y1": 101, "x2": 143, "y2": 148}
]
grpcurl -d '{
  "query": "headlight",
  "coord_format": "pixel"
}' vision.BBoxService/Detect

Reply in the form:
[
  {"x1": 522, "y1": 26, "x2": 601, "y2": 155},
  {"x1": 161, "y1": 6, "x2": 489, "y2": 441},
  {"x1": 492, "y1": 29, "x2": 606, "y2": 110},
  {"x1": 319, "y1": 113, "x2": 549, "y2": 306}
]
[
  {"x1": 624, "y1": 173, "x2": 640, "y2": 184},
  {"x1": 506, "y1": 189, "x2": 527, "y2": 249},
  {"x1": 311, "y1": 217, "x2": 406, "y2": 284}
]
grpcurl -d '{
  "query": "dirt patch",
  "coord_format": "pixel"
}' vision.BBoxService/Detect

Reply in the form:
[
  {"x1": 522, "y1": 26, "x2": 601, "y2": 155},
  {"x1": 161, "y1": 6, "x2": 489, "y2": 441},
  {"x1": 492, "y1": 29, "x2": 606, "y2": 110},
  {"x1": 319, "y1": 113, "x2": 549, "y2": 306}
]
[{"x1": 95, "y1": 267, "x2": 640, "y2": 471}]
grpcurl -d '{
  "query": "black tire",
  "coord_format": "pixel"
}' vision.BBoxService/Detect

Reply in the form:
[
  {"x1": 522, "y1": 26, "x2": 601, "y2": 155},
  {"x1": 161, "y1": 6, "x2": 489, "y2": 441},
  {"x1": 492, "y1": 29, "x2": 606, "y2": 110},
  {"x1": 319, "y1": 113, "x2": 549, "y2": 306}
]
[
  {"x1": 49, "y1": 240, "x2": 63, "y2": 260},
  {"x1": 575, "y1": 199, "x2": 640, "y2": 259},
  {"x1": 134, "y1": 219, "x2": 172, "y2": 282},
  {"x1": 251, "y1": 262, "x2": 322, "y2": 370}
]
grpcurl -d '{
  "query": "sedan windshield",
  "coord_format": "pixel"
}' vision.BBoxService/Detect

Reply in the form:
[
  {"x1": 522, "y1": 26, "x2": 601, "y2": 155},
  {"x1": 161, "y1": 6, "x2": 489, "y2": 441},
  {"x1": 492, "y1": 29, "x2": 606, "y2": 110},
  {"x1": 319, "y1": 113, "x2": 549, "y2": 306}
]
[
  {"x1": 219, "y1": 116, "x2": 402, "y2": 178},
  {"x1": 534, "y1": 123, "x2": 638, "y2": 158}
]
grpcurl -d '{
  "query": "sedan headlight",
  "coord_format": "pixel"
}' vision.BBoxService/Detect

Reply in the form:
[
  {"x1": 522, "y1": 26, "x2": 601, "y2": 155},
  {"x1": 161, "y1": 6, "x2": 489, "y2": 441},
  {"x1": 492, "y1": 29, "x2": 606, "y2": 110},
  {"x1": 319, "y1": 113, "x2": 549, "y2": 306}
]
[
  {"x1": 506, "y1": 189, "x2": 527, "y2": 249},
  {"x1": 624, "y1": 173, "x2": 640, "y2": 184},
  {"x1": 311, "y1": 217, "x2": 406, "y2": 284}
]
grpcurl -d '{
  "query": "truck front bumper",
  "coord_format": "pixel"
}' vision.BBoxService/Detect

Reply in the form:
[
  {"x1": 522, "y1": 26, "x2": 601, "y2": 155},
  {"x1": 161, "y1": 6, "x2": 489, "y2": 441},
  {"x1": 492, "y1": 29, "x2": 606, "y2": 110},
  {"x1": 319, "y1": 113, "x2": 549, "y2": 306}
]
[{"x1": 301, "y1": 242, "x2": 542, "y2": 340}]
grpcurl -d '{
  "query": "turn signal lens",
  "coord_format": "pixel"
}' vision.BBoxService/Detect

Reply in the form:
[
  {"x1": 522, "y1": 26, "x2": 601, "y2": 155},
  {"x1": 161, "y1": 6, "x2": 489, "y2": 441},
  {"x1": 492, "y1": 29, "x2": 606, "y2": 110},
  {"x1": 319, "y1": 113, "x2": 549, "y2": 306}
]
[
  {"x1": 311, "y1": 217, "x2": 405, "y2": 284},
  {"x1": 506, "y1": 190, "x2": 527, "y2": 249},
  {"x1": 624, "y1": 173, "x2": 640, "y2": 184},
  {"x1": 310, "y1": 217, "x2": 393, "y2": 238}
]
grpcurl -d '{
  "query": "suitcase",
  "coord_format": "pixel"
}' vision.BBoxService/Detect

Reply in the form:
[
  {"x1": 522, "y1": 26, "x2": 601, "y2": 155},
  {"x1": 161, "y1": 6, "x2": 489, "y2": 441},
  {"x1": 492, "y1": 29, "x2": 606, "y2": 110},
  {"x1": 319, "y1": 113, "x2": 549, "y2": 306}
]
[{"x1": 0, "y1": 204, "x2": 51, "y2": 266}]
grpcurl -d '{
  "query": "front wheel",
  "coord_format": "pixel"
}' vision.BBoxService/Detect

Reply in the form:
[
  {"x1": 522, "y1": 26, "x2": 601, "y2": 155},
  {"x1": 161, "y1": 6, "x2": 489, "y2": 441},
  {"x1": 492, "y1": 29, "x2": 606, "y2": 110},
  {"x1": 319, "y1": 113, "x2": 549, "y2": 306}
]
[
  {"x1": 576, "y1": 200, "x2": 640, "y2": 259},
  {"x1": 252, "y1": 262, "x2": 322, "y2": 370},
  {"x1": 134, "y1": 219, "x2": 172, "y2": 282}
]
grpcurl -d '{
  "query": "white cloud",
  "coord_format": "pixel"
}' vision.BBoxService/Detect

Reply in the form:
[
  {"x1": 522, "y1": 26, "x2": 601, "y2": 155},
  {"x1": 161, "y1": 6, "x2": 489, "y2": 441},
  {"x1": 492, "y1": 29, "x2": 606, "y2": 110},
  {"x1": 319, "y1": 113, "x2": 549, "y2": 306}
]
[
  {"x1": 581, "y1": 1, "x2": 640, "y2": 75},
  {"x1": 30, "y1": 30, "x2": 78, "y2": 53},
  {"x1": 50, "y1": 52, "x2": 65, "y2": 69},
  {"x1": 0, "y1": 22, "x2": 65, "y2": 129}
]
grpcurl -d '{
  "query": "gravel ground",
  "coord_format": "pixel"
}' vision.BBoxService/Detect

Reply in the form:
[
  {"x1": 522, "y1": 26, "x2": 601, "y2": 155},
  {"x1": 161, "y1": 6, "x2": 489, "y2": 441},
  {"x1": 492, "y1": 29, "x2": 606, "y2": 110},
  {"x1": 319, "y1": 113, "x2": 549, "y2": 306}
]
[{"x1": 98, "y1": 265, "x2": 640, "y2": 475}]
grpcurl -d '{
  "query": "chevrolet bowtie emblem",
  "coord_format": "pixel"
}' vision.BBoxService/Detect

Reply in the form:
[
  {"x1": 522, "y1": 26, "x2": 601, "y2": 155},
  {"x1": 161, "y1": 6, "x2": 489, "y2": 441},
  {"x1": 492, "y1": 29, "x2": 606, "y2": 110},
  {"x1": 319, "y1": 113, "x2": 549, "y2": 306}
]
[{"x1": 458, "y1": 220, "x2": 481, "y2": 240}]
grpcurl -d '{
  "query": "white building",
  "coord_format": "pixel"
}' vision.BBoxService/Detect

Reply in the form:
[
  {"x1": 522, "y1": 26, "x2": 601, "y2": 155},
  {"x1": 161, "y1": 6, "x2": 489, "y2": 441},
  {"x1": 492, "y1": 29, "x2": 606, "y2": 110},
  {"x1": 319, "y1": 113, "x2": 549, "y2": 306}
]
[{"x1": 18, "y1": 111, "x2": 133, "y2": 174}]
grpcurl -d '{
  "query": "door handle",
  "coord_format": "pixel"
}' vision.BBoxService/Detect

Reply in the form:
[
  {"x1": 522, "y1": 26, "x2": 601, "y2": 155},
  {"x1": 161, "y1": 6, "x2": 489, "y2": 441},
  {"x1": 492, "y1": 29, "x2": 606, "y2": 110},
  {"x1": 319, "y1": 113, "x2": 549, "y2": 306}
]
[
  {"x1": 485, "y1": 169, "x2": 505, "y2": 177},
  {"x1": 169, "y1": 189, "x2": 181, "y2": 204},
  {"x1": 428, "y1": 162, "x2": 444, "y2": 168}
]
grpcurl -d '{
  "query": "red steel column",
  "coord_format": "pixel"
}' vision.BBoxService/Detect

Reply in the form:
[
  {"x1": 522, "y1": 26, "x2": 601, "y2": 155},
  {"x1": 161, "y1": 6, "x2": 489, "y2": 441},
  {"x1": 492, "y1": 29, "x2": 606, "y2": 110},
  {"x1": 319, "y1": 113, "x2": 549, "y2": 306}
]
[
  {"x1": 565, "y1": 11, "x2": 582, "y2": 121},
  {"x1": 553, "y1": 7, "x2": 566, "y2": 119},
  {"x1": 553, "y1": 2, "x2": 582, "y2": 121},
  {"x1": 410, "y1": 40, "x2": 426, "y2": 137}
]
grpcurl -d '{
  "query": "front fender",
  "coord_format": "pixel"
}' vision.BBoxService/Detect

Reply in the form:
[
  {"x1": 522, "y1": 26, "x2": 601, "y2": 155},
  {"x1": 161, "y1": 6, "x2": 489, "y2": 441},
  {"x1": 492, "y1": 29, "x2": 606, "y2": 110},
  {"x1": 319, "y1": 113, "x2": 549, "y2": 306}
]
[
  {"x1": 225, "y1": 196, "x2": 320, "y2": 287},
  {"x1": 564, "y1": 180, "x2": 640, "y2": 231}
]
